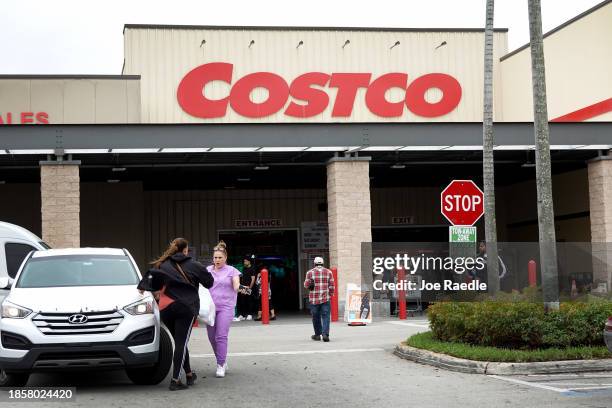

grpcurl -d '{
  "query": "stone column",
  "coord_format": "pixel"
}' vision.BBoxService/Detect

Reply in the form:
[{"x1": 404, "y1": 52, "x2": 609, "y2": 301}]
[
  {"x1": 588, "y1": 156, "x2": 612, "y2": 293},
  {"x1": 327, "y1": 156, "x2": 372, "y2": 307},
  {"x1": 40, "y1": 160, "x2": 81, "y2": 248}
]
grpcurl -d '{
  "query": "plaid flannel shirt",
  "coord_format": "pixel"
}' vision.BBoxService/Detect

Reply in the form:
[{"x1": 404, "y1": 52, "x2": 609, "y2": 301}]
[{"x1": 304, "y1": 267, "x2": 335, "y2": 305}]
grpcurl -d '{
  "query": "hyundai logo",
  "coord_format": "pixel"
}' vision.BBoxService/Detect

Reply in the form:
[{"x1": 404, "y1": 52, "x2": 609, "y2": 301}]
[{"x1": 68, "y1": 314, "x2": 88, "y2": 324}]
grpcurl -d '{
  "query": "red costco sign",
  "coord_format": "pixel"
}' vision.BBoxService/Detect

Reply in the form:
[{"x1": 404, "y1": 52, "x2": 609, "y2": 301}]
[
  {"x1": 177, "y1": 62, "x2": 462, "y2": 119},
  {"x1": 441, "y1": 180, "x2": 484, "y2": 226}
]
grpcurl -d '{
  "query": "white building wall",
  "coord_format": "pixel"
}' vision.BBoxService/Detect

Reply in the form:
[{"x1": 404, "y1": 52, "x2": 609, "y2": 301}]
[
  {"x1": 500, "y1": 2, "x2": 612, "y2": 122},
  {"x1": 123, "y1": 27, "x2": 508, "y2": 124},
  {"x1": 0, "y1": 78, "x2": 141, "y2": 124}
]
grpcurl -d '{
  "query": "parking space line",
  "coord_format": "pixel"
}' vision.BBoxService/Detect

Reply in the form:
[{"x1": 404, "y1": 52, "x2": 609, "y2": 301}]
[
  {"x1": 488, "y1": 375, "x2": 570, "y2": 393},
  {"x1": 191, "y1": 348, "x2": 385, "y2": 358},
  {"x1": 567, "y1": 386, "x2": 612, "y2": 391},
  {"x1": 540, "y1": 383, "x2": 612, "y2": 387},
  {"x1": 527, "y1": 374, "x2": 612, "y2": 378}
]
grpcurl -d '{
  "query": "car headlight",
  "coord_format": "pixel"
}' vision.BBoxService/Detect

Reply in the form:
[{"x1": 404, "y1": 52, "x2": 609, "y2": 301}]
[
  {"x1": 1, "y1": 301, "x2": 32, "y2": 319},
  {"x1": 123, "y1": 298, "x2": 154, "y2": 315}
]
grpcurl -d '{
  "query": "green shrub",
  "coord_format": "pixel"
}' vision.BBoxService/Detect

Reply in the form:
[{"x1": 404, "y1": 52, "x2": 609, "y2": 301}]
[
  {"x1": 406, "y1": 332, "x2": 611, "y2": 362},
  {"x1": 428, "y1": 296, "x2": 612, "y2": 349}
]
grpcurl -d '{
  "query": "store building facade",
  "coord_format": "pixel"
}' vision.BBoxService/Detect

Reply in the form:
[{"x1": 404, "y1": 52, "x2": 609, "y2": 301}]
[{"x1": 1, "y1": 1, "x2": 611, "y2": 309}]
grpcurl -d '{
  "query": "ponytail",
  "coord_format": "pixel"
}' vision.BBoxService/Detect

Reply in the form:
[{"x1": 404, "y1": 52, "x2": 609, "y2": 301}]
[{"x1": 151, "y1": 237, "x2": 189, "y2": 268}]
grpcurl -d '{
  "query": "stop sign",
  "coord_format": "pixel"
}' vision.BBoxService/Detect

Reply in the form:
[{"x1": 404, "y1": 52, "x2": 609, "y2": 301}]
[{"x1": 441, "y1": 180, "x2": 484, "y2": 226}]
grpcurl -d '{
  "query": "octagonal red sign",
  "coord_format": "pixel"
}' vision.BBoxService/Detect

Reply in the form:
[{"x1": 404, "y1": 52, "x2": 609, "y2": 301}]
[{"x1": 441, "y1": 180, "x2": 484, "y2": 226}]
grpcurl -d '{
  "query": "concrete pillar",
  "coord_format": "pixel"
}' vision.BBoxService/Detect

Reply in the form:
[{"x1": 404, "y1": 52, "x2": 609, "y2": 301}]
[
  {"x1": 40, "y1": 160, "x2": 81, "y2": 248},
  {"x1": 587, "y1": 156, "x2": 612, "y2": 292},
  {"x1": 326, "y1": 156, "x2": 372, "y2": 304}
]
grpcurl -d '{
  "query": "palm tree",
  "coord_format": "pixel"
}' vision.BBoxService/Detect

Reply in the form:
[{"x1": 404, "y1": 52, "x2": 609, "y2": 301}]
[
  {"x1": 527, "y1": 0, "x2": 559, "y2": 310},
  {"x1": 483, "y1": 0, "x2": 499, "y2": 292}
]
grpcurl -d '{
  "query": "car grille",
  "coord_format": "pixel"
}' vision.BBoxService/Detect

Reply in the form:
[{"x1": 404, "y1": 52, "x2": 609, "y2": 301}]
[{"x1": 32, "y1": 310, "x2": 124, "y2": 335}]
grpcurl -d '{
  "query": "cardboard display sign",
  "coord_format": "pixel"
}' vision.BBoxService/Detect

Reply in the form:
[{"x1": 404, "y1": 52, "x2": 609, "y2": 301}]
[{"x1": 344, "y1": 284, "x2": 372, "y2": 324}]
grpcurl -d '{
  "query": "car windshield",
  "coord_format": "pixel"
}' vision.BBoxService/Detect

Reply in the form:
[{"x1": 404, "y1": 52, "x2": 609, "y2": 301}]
[{"x1": 16, "y1": 255, "x2": 139, "y2": 288}]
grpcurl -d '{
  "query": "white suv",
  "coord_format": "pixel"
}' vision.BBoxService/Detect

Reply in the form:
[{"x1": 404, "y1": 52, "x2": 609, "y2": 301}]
[{"x1": 0, "y1": 248, "x2": 172, "y2": 387}]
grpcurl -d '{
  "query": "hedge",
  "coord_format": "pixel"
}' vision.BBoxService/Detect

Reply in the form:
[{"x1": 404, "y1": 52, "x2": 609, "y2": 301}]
[
  {"x1": 406, "y1": 332, "x2": 611, "y2": 362},
  {"x1": 428, "y1": 296, "x2": 612, "y2": 349}
]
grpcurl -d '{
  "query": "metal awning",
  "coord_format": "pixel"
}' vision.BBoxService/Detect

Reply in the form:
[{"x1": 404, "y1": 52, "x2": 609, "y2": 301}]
[{"x1": 0, "y1": 122, "x2": 610, "y2": 154}]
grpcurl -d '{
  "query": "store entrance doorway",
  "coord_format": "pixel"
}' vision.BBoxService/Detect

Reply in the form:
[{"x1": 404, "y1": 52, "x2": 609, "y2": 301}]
[{"x1": 218, "y1": 229, "x2": 301, "y2": 312}]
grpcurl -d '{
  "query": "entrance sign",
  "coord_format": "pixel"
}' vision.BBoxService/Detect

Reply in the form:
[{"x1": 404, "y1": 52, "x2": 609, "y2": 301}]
[
  {"x1": 449, "y1": 226, "x2": 477, "y2": 243},
  {"x1": 234, "y1": 219, "x2": 282, "y2": 228},
  {"x1": 344, "y1": 284, "x2": 372, "y2": 324},
  {"x1": 441, "y1": 180, "x2": 484, "y2": 226},
  {"x1": 177, "y1": 62, "x2": 462, "y2": 119}
]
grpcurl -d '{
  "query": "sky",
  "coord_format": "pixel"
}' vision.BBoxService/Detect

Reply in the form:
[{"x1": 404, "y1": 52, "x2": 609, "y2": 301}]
[{"x1": 0, "y1": 0, "x2": 604, "y2": 74}]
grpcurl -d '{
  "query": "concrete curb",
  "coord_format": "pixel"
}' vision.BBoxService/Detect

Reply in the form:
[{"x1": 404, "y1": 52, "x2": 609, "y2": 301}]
[{"x1": 394, "y1": 343, "x2": 612, "y2": 375}]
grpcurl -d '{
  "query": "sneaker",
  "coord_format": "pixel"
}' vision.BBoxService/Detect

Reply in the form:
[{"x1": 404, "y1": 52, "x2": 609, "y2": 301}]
[
  {"x1": 232, "y1": 317, "x2": 241, "y2": 322},
  {"x1": 186, "y1": 372, "x2": 197, "y2": 386},
  {"x1": 322, "y1": 335, "x2": 330, "y2": 342},
  {"x1": 169, "y1": 379, "x2": 188, "y2": 391},
  {"x1": 216, "y1": 364, "x2": 226, "y2": 378},
  {"x1": 238, "y1": 315, "x2": 245, "y2": 321},
  {"x1": 246, "y1": 315, "x2": 253, "y2": 321},
  {"x1": 270, "y1": 315, "x2": 277, "y2": 320},
  {"x1": 311, "y1": 334, "x2": 321, "y2": 341}
]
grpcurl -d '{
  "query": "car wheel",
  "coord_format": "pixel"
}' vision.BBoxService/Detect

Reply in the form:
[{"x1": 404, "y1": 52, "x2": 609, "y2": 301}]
[
  {"x1": 0, "y1": 369, "x2": 30, "y2": 387},
  {"x1": 126, "y1": 324, "x2": 173, "y2": 385}
]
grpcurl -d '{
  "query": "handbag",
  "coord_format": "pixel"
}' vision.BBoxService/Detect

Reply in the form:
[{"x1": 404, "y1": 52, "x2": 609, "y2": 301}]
[
  {"x1": 198, "y1": 286, "x2": 216, "y2": 326},
  {"x1": 157, "y1": 285, "x2": 174, "y2": 311}
]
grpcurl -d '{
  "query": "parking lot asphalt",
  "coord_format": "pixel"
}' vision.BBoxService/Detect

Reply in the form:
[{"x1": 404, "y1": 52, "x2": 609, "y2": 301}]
[{"x1": 2, "y1": 315, "x2": 611, "y2": 408}]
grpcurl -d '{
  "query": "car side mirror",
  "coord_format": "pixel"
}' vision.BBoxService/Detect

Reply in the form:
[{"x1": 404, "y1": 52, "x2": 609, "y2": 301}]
[{"x1": 0, "y1": 277, "x2": 12, "y2": 289}]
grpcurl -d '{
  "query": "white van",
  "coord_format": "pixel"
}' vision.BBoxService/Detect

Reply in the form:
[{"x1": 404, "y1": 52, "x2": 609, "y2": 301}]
[{"x1": 0, "y1": 222, "x2": 49, "y2": 303}]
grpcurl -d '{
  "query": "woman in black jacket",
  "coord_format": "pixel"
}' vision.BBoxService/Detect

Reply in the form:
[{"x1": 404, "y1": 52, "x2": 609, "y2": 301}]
[{"x1": 138, "y1": 237, "x2": 213, "y2": 391}]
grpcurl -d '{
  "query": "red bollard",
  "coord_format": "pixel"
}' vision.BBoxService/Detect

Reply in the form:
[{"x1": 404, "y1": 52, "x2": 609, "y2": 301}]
[
  {"x1": 528, "y1": 260, "x2": 537, "y2": 287},
  {"x1": 261, "y1": 269, "x2": 269, "y2": 325},
  {"x1": 331, "y1": 267, "x2": 339, "y2": 322},
  {"x1": 398, "y1": 268, "x2": 407, "y2": 320}
]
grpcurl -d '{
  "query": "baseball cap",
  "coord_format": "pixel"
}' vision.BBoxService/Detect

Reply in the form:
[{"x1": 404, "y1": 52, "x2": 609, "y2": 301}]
[
  {"x1": 314, "y1": 256, "x2": 324, "y2": 265},
  {"x1": 243, "y1": 254, "x2": 256, "y2": 262}
]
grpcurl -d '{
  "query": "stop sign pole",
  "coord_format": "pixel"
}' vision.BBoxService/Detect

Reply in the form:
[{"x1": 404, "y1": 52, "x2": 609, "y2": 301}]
[{"x1": 441, "y1": 180, "x2": 484, "y2": 226}]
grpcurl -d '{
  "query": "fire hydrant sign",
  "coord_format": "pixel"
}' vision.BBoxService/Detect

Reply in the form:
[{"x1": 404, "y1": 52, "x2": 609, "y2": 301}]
[
  {"x1": 441, "y1": 180, "x2": 484, "y2": 226},
  {"x1": 449, "y1": 226, "x2": 477, "y2": 243}
]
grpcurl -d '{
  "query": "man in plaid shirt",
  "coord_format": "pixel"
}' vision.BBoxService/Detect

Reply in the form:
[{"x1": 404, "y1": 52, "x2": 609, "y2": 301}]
[{"x1": 304, "y1": 257, "x2": 335, "y2": 342}]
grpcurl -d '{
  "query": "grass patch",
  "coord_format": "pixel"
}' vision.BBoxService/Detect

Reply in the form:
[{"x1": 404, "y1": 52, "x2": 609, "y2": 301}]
[{"x1": 406, "y1": 332, "x2": 612, "y2": 363}]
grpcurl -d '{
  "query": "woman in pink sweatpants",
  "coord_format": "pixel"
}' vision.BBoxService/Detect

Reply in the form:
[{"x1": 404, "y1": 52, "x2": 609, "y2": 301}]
[{"x1": 206, "y1": 241, "x2": 241, "y2": 378}]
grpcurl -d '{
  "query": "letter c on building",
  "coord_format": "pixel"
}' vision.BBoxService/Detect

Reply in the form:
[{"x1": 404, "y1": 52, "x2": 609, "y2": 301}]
[{"x1": 177, "y1": 62, "x2": 234, "y2": 118}]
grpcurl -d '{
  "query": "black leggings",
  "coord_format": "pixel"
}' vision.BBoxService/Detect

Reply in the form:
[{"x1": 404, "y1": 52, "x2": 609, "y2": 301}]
[{"x1": 160, "y1": 302, "x2": 195, "y2": 380}]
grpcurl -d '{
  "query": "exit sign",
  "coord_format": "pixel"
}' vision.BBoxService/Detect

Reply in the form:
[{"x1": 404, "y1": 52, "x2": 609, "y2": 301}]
[
  {"x1": 391, "y1": 216, "x2": 415, "y2": 225},
  {"x1": 449, "y1": 226, "x2": 476, "y2": 243}
]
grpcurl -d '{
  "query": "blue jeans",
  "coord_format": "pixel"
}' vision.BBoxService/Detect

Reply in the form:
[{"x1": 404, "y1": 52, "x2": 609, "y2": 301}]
[{"x1": 310, "y1": 301, "x2": 330, "y2": 336}]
